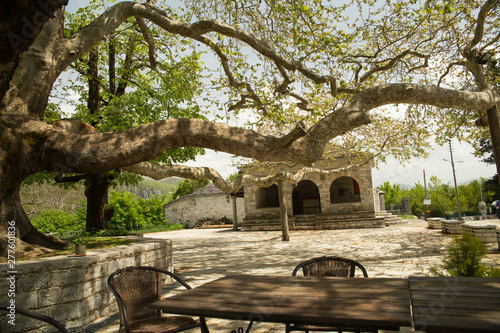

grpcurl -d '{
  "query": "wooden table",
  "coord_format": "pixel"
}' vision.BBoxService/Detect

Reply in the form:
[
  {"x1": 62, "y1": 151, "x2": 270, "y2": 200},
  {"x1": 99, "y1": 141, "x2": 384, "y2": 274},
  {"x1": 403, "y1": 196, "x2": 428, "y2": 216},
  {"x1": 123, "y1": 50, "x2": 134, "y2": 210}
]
[
  {"x1": 150, "y1": 275, "x2": 412, "y2": 331},
  {"x1": 410, "y1": 276, "x2": 500, "y2": 333}
]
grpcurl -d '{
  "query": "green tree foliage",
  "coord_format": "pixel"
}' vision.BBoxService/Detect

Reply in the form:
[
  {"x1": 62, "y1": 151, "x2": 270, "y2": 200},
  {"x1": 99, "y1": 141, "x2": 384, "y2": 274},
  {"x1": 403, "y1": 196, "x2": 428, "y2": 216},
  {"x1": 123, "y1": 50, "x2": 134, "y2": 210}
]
[
  {"x1": 108, "y1": 191, "x2": 169, "y2": 230},
  {"x1": 380, "y1": 176, "x2": 488, "y2": 217},
  {"x1": 31, "y1": 191, "x2": 170, "y2": 233},
  {"x1": 431, "y1": 233, "x2": 500, "y2": 278},
  {"x1": 46, "y1": 1, "x2": 208, "y2": 231},
  {"x1": 407, "y1": 183, "x2": 426, "y2": 218},
  {"x1": 32, "y1": 208, "x2": 86, "y2": 233},
  {"x1": 483, "y1": 175, "x2": 500, "y2": 204},
  {"x1": 138, "y1": 195, "x2": 168, "y2": 226},
  {"x1": 379, "y1": 182, "x2": 407, "y2": 208},
  {"x1": 171, "y1": 178, "x2": 210, "y2": 200},
  {"x1": 62, "y1": 2, "x2": 208, "y2": 175},
  {"x1": 226, "y1": 172, "x2": 240, "y2": 182}
]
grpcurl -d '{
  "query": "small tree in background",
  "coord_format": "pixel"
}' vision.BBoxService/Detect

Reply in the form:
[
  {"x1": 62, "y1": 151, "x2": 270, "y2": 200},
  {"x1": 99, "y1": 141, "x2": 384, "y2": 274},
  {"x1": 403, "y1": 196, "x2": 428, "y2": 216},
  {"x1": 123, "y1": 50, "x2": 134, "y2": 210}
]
[{"x1": 430, "y1": 232, "x2": 500, "y2": 278}]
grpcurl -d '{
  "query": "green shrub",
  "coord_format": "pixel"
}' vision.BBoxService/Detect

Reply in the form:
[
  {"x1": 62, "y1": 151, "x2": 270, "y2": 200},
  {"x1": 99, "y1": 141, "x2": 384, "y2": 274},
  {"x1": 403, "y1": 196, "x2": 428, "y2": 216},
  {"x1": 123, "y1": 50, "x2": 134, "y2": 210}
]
[
  {"x1": 138, "y1": 195, "x2": 168, "y2": 226},
  {"x1": 32, "y1": 191, "x2": 168, "y2": 233},
  {"x1": 109, "y1": 191, "x2": 144, "y2": 230},
  {"x1": 430, "y1": 232, "x2": 498, "y2": 277},
  {"x1": 109, "y1": 191, "x2": 167, "y2": 230},
  {"x1": 32, "y1": 208, "x2": 85, "y2": 233}
]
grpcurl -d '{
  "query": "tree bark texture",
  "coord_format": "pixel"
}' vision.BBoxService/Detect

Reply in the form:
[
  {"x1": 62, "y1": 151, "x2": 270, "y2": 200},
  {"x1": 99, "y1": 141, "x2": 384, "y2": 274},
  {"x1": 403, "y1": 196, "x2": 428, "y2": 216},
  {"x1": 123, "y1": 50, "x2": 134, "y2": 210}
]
[
  {"x1": 84, "y1": 175, "x2": 113, "y2": 232},
  {"x1": 487, "y1": 105, "x2": 500, "y2": 185},
  {"x1": 278, "y1": 180, "x2": 290, "y2": 242}
]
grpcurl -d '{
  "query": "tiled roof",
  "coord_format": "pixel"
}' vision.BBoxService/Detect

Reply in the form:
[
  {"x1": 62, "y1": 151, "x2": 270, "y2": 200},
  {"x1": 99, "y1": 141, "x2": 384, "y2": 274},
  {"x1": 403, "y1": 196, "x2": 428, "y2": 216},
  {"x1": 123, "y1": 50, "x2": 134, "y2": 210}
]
[{"x1": 185, "y1": 183, "x2": 224, "y2": 197}]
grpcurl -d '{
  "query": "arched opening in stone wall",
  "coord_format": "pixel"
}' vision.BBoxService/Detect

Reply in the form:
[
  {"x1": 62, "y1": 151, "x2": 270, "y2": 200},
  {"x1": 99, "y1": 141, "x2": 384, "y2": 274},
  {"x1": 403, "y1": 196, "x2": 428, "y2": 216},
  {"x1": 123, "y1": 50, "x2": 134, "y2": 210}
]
[
  {"x1": 292, "y1": 180, "x2": 321, "y2": 215},
  {"x1": 330, "y1": 176, "x2": 361, "y2": 203},
  {"x1": 256, "y1": 184, "x2": 280, "y2": 208}
]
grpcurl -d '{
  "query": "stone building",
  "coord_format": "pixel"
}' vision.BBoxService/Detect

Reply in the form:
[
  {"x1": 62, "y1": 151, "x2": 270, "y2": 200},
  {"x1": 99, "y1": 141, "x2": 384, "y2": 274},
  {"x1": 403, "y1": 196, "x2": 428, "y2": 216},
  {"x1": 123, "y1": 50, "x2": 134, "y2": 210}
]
[
  {"x1": 164, "y1": 183, "x2": 245, "y2": 228},
  {"x1": 241, "y1": 158, "x2": 385, "y2": 230},
  {"x1": 165, "y1": 158, "x2": 385, "y2": 230}
]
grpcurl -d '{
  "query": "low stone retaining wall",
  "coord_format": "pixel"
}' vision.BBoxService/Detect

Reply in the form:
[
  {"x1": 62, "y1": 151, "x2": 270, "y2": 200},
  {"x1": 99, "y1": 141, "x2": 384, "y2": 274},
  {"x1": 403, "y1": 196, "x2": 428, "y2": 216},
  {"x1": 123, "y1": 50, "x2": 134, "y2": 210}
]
[
  {"x1": 427, "y1": 218, "x2": 443, "y2": 229},
  {"x1": 463, "y1": 224, "x2": 498, "y2": 244},
  {"x1": 0, "y1": 238, "x2": 172, "y2": 333},
  {"x1": 441, "y1": 220, "x2": 464, "y2": 234}
]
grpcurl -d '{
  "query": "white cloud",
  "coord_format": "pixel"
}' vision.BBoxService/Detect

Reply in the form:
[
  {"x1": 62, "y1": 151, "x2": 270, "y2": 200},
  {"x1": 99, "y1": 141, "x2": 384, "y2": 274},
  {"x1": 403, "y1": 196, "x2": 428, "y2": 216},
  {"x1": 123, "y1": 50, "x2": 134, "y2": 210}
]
[{"x1": 183, "y1": 150, "x2": 241, "y2": 179}]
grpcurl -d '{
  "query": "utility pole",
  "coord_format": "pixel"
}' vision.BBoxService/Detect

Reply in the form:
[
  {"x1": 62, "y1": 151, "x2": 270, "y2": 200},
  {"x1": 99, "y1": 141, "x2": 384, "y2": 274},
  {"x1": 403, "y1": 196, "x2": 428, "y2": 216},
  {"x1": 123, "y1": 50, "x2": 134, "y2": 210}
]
[
  {"x1": 449, "y1": 140, "x2": 462, "y2": 220},
  {"x1": 423, "y1": 170, "x2": 427, "y2": 198},
  {"x1": 479, "y1": 179, "x2": 484, "y2": 202},
  {"x1": 423, "y1": 170, "x2": 429, "y2": 220}
]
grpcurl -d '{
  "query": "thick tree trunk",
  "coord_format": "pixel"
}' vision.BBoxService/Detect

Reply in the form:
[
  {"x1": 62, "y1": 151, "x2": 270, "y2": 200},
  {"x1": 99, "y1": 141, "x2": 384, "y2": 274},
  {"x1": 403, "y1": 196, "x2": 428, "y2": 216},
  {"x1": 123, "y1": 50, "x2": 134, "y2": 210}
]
[
  {"x1": 0, "y1": 172, "x2": 69, "y2": 257},
  {"x1": 84, "y1": 175, "x2": 113, "y2": 232},
  {"x1": 278, "y1": 180, "x2": 290, "y2": 241},
  {"x1": 231, "y1": 196, "x2": 238, "y2": 231},
  {"x1": 0, "y1": 111, "x2": 70, "y2": 256},
  {"x1": 487, "y1": 105, "x2": 500, "y2": 186}
]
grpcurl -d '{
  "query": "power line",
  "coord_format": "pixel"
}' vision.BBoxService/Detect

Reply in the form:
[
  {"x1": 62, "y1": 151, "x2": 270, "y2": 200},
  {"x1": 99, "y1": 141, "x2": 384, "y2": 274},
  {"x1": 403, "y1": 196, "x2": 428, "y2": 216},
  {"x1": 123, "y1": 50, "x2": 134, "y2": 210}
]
[{"x1": 373, "y1": 145, "x2": 447, "y2": 183}]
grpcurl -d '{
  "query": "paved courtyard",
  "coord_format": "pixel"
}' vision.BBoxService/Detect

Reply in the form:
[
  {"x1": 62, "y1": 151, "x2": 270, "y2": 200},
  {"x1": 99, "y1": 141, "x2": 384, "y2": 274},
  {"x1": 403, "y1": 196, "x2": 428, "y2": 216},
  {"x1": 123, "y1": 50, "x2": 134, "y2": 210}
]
[{"x1": 97, "y1": 219, "x2": 500, "y2": 333}]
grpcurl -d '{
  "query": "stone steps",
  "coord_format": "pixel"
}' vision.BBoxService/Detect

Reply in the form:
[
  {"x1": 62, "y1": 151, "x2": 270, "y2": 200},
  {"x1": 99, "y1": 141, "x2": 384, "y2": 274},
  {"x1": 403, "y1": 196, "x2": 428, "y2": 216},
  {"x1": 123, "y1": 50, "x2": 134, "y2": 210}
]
[
  {"x1": 377, "y1": 211, "x2": 408, "y2": 226},
  {"x1": 242, "y1": 212, "x2": 385, "y2": 231}
]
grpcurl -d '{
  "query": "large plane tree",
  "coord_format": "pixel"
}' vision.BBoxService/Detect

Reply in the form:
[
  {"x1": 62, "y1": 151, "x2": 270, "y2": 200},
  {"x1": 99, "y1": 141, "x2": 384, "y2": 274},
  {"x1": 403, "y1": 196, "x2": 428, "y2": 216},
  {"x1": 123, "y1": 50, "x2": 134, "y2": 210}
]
[{"x1": 1, "y1": 0, "x2": 499, "y2": 256}]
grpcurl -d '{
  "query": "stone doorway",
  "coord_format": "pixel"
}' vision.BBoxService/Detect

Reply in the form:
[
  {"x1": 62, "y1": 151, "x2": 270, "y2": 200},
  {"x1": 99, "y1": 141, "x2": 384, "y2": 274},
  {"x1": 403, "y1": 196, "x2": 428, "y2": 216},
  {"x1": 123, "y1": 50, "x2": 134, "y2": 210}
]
[
  {"x1": 292, "y1": 180, "x2": 321, "y2": 215},
  {"x1": 330, "y1": 176, "x2": 361, "y2": 203}
]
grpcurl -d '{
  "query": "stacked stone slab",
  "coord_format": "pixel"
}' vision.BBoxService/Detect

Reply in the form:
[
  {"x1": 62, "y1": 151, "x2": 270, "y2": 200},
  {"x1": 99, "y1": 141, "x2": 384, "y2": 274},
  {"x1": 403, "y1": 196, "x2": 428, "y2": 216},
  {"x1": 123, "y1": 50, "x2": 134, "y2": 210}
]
[
  {"x1": 427, "y1": 218, "x2": 444, "y2": 229},
  {"x1": 463, "y1": 224, "x2": 498, "y2": 244},
  {"x1": 441, "y1": 220, "x2": 465, "y2": 234}
]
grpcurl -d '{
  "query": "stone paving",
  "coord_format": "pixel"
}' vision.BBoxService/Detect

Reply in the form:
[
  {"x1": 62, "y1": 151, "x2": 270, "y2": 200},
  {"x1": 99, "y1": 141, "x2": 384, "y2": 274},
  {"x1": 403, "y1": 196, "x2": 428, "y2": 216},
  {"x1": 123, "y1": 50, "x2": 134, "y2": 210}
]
[{"x1": 96, "y1": 219, "x2": 500, "y2": 333}]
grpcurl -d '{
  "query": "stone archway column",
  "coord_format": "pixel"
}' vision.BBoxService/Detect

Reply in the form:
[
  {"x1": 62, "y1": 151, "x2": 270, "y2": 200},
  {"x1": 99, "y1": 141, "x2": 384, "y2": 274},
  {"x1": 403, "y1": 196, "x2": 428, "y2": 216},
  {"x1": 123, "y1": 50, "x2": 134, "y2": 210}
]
[{"x1": 278, "y1": 180, "x2": 290, "y2": 241}]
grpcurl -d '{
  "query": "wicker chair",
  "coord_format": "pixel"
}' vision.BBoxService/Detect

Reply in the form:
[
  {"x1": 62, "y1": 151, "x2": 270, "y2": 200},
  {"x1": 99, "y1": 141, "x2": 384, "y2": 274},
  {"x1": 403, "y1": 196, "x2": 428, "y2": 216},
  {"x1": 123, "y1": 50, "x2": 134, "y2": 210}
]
[
  {"x1": 108, "y1": 266, "x2": 209, "y2": 333},
  {"x1": 287, "y1": 256, "x2": 373, "y2": 333},
  {"x1": 0, "y1": 306, "x2": 69, "y2": 332},
  {"x1": 292, "y1": 256, "x2": 368, "y2": 278}
]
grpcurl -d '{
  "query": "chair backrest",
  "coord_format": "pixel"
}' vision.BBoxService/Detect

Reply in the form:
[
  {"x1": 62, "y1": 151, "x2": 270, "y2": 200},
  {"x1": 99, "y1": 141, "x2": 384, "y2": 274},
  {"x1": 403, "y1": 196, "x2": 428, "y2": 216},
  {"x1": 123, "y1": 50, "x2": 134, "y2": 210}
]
[
  {"x1": 292, "y1": 256, "x2": 368, "y2": 277},
  {"x1": 0, "y1": 306, "x2": 69, "y2": 333},
  {"x1": 108, "y1": 266, "x2": 192, "y2": 331}
]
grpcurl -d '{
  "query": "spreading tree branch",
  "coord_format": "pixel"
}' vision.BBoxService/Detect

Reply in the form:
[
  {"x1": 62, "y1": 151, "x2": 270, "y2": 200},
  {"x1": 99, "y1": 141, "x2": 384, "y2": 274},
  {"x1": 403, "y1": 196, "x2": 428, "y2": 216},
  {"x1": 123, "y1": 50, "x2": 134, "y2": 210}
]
[
  {"x1": 136, "y1": 16, "x2": 157, "y2": 68},
  {"x1": 122, "y1": 160, "x2": 360, "y2": 195}
]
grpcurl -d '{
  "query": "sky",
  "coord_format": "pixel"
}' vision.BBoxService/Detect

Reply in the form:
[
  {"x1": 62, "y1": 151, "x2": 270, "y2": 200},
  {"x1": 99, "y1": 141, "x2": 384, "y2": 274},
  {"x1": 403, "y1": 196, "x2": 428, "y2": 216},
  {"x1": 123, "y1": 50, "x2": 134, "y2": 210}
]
[
  {"x1": 61, "y1": 1, "x2": 498, "y2": 188},
  {"x1": 180, "y1": 139, "x2": 498, "y2": 188},
  {"x1": 371, "y1": 139, "x2": 497, "y2": 188}
]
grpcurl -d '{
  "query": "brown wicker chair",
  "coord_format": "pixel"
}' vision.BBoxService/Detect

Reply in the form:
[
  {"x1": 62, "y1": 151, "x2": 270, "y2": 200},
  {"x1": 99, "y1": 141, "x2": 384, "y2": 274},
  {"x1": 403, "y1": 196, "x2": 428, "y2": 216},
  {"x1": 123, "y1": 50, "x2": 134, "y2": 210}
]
[
  {"x1": 292, "y1": 256, "x2": 368, "y2": 278},
  {"x1": 287, "y1": 256, "x2": 373, "y2": 333},
  {"x1": 108, "y1": 266, "x2": 209, "y2": 333}
]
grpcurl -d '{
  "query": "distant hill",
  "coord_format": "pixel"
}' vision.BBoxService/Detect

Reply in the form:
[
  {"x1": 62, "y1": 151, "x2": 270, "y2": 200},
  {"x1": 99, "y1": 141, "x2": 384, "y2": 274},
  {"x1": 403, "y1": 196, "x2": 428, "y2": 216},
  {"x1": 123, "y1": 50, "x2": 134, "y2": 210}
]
[{"x1": 121, "y1": 177, "x2": 183, "y2": 199}]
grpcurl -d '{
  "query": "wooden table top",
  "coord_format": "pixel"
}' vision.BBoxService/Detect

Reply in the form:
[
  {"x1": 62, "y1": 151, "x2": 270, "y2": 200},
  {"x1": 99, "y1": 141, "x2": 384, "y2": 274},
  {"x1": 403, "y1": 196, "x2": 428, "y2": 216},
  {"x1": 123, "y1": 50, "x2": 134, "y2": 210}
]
[
  {"x1": 150, "y1": 274, "x2": 412, "y2": 331},
  {"x1": 409, "y1": 276, "x2": 500, "y2": 333}
]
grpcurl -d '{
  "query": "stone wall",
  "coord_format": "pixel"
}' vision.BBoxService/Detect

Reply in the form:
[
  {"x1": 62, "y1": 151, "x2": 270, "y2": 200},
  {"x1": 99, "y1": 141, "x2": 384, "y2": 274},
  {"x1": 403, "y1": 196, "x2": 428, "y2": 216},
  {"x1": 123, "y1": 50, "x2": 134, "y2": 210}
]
[
  {"x1": 0, "y1": 238, "x2": 172, "y2": 333},
  {"x1": 164, "y1": 194, "x2": 245, "y2": 228}
]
